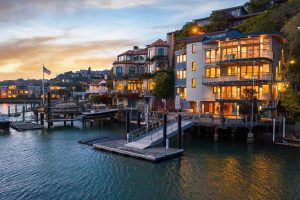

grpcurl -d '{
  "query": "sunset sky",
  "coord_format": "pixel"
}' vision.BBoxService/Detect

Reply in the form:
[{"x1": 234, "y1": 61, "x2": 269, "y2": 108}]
[{"x1": 0, "y1": 0, "x2": 247, "y2": 81}]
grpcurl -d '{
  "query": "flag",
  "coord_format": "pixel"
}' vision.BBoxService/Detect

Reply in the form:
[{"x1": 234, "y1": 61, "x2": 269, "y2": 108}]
[{"x1": 43, "y1": 66, "x2": 51, "y2": 75}]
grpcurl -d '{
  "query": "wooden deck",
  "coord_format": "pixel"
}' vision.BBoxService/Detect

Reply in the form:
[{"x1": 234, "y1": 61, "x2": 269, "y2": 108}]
[
  {"x1": 11, "y1": 122, "x2": 44, "y2": 131},
  {"x1": 93, "y1": 139, "x2": 183, "y2": 162}
]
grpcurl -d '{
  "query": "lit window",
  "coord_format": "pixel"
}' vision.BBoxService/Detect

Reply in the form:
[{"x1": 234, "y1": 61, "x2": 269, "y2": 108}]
[
  {"x1": 192, "y1": 78, "x2": 196, "y2": 88},
  {"x1": 192, "y1": 44, "x2": 196, "y2": 53},
  {"x1": 192, "y1": 62, "x2": 196, "y2": 71}
]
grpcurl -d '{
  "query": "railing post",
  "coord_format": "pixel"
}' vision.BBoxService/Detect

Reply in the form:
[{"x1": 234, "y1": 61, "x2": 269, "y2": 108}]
[
  {"x1": 273, "y1": 118, "x2": 276, "y2": 143},
  {"x1": 126, "y1": 109, "x2": 130, "y2": 134},
  {"x1": 137, "y1": 112, "x2": 141, "y2": 130},
  {"x1": 283, "y1": 117, "x2": 286, "y2": 139},
  {"x1": 178, "y1": 114, "x2": 182, "y2": 149},
  {"x1": 163, "y1": 113, "x2": 167, "y2": 147}
]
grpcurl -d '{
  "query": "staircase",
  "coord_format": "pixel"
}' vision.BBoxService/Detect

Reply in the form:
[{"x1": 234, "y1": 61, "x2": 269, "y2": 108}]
[{"x1": 125, "y1": 117, "x2": 195, "y2": 150}]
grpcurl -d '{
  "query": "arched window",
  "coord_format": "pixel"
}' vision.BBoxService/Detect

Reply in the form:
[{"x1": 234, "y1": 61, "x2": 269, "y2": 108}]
[
  {"x1": 116, "y1": 66, "x2": 122, "y2": 76},
  {"x1": 158, "y1": 48, "x2": 165, "y2": 56},
  {"x1": 129, "y1": 66, "x2": 135, "y2": 76}
]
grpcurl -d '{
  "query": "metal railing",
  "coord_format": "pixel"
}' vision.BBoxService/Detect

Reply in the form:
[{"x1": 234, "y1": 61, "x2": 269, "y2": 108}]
[
  {"x1": 215, "y1": 50, "x2": 273, "y2": 62},
  {"x1": 202, "y1": 73, "x2": 272, "y2": 84}
]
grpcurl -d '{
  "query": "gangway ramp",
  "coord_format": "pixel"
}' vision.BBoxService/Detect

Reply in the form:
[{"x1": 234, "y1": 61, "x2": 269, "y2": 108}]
[{"x1": 125, "y1": 119, "x2": 195, "y2": 149}]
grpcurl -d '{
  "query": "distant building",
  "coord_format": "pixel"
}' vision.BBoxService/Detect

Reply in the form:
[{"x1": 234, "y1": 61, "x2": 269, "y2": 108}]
[
  {"x1": 193, "y1": 6, "x2": 259, "y2": 28},
  {"x1": 86, "y1": 79, "x2": 108, "y2": 94}
]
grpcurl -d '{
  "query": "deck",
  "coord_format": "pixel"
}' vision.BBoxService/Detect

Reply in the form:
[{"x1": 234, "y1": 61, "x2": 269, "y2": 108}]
[{"x1": 93, "y1": 139, "x2": 183, "y2": 162}]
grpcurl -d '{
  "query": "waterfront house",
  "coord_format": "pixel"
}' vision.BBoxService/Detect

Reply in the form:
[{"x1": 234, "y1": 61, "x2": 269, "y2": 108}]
[
  {"x1": 111, "y1": 39, "x2": 169, "y2": 108},
  {"x1": 86, "y1": 79, "x2": 108, "y2": 94},
  {"x1": 174, "y1": 30, "x2": 285, "y2": 117}
]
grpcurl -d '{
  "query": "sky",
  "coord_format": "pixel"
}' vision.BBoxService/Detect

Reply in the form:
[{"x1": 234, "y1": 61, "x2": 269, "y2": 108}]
[{"x1": 0, "y1": 0, "x2": 247, "y2": 81}]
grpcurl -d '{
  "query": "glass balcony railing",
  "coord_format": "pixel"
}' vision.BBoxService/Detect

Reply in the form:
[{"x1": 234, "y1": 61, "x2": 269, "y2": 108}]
[
  {"x1": 213, "y1": 49, "x2": 273, "y2": 63},
  {"x1": 215, "y1": 92, "x2": 269, "y2": 101},
  {"x1": 202, "y1": 73, "x2": 272, "y2": 85}
]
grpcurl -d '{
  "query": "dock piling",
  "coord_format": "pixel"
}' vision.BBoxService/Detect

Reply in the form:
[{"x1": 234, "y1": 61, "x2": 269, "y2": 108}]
[
  {"x1": 126, "y1": 110, "x2": 130, "y2": 134},
  {"x1": 71, "y1": 113, "x2": 74, "y2": 127},
  {"x1": 47, "y1": 92, "x2": 51, "y2": 129},
  {"x1": 8, "y1": 106, "x2": 10, "y2": 117},
  {"x1": 22, "y1": 106, "x2": 25, "y2": 121},
  {"x1": 40, "y1": 113, "x2": 44, "y2": 125},
  {"x1": 163, "y1": 113, "x2": 167, "y2": 147},
  {"x1": 273, "y1": 118, "x2": 276, "y2": 143},
  {"x1": 283, "y1": 117, "x2": 286, "y2": 139},
  {"x1": 178, "y1": 114, "x2": 182, "y2": 149},
  {"x1": 15, "y1": 105, "x2": 17, "y2": 114}
]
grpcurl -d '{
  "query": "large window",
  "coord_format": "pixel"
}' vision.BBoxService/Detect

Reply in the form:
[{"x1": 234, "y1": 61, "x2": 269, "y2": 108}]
[
  {"x1": 116, "y1": 66, "x2": 123, "y2": 76},
  {"x1": 176, "y1": 70, "x2": 186, "y2": 79},
  {"x1": 205, "y1": 67, "x2": 219, "y2": 78},
  {"x1": 205, "y1": 49, "x2": 217, "y2": 64},
  {"x1": 176, "y1": 87, "x2": 187, "y2": 99},
  {"x1": 191, "y1": 78, "x2": 196, "y2": 88},
  {"x1": 176, "y1": 54, "x2": 186, "y2": 63},
  {"x1": 192, "y1": 62, "x2": 196, "y2": 71},
  {"x1": 192, "y1": 44, "x2": 196, "y2": 53},
  {"x1": 225, "y1": 66, "x2": 237, "y2": 76},
  {"x1": 115, "y1": 83, "x2": 124, "y2": 91},
  {"x1": 129, "y1": 67, "x2": 135, "y2": 76},
  {"x1": 240, "y1": 65, "x2": 259, "y2": 79},
  {"x1": 158, "y1": 48, "x2": 165, "y2": 56}
]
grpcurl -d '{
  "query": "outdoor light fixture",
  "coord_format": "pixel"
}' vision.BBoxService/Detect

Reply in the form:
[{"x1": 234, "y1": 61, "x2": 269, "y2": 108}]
[{"x1": 290, "y1": 60, "x2": 296, "y2": 64}]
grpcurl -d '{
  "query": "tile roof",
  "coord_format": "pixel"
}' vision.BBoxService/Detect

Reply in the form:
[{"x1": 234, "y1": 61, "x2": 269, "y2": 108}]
[
  {"x1": 118, "y1": 49, "x2": 147, "y2": 57},
  {"x1": 148, "y1": 39, "x2": 169, "y2": 47}
]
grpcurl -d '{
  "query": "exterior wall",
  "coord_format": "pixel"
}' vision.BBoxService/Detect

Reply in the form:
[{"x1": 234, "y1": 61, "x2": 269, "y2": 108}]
[{"x1": 186, "y1": 42, "x2": 216, "y2": 103}]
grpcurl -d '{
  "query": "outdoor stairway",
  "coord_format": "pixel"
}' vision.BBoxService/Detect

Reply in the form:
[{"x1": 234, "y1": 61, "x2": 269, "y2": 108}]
[{"x1": 125, "y1": 119, "x2": 195, "y2": 150}]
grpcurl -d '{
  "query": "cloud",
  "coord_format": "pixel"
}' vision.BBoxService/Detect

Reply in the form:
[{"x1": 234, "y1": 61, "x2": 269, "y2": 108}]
[{"x1": 0, "y1": 34, "x2": 135, "y2": 80}]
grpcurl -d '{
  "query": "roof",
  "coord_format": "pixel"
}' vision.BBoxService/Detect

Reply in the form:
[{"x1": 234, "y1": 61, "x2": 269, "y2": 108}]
[
  {"x1": 148, "y1": 39, "x2": 169, "y2": 48},
  {"x1": 203, "y1": 31, "x2": 285, "y2": 44},
  {"x1": 118, "y1": 49, "x2": 147, "y2": 57},
  {"x1": 212, "y1": 6, "x2": 247, "y2": 14},
  {"x1": 176, "y1": 34, "x2": 206, "y2": 44},
  {"x1": 90, "y1": 80, "x2": 106, "y2": 86}
]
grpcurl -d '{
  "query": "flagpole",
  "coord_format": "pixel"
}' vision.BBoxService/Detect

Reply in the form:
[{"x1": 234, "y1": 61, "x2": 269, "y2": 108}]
[{"x1": 42, "y1": 64, "x2": 45, "y2": 105}]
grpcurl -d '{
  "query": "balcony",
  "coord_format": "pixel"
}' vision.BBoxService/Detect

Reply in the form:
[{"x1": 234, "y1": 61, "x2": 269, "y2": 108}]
[
  {"x1": 86, "y1": 89, "x2": 108, "y2": 94},
  {"x1": 202, "y1": 73, "x2": 272, "y2": 86},
  {"x1": 211, "y1": 50, "x2": 273, "y2": 65},
  {"x1": 215, "y1": 92, "x2": 269, "y2": 102}
]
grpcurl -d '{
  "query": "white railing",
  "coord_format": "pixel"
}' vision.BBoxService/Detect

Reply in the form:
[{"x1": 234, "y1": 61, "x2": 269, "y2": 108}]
[{"x1": 202, "y1": 73, "x2": 272, "y2": 84}]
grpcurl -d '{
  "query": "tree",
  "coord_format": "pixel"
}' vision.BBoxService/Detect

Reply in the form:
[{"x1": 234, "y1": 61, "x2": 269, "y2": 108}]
[
  {"x1": 244, "y1": 0, "x2": 288, "y2": 13},
  {"x1": 202, "y1": 11, "x2": 235, "y2": 33},
  {"x1": 280, "y1": 86, "x2": 300, "y2": 122},
  {"x1": 239, "y1": 89, "x2": 258, "y2": 121},
  {"x1": 89, "y1": 94, "x2": 112, "y2": 105},
  {"x1": 154, "y1": 69, "x2": 174, "y2": 99},
  {"x1": 174, "y1": 22, "x2": 198, "y2": 39}
]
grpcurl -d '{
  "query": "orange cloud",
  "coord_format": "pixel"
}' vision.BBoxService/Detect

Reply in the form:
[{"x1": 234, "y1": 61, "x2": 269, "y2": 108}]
[{"x1": 0, "y1": 35, "x2": 135, "y2": 80}]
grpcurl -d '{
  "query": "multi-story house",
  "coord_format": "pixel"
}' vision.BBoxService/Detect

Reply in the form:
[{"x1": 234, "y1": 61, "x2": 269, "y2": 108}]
[
  {"x1": 175, "y1": 30, "x2": 284, "y2": 117},
  {"x1": 111, "y1": 39, "x2": 169, "y2": 108},
  {"x1": 193, "y1": 6, "x2": 259, "y2": 28},
  {"x1": 86, "y1": 79, "x2": 108, "y2": 94}
]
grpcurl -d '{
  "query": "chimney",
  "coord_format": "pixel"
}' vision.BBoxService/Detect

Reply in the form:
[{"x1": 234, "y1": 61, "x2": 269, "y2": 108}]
[{"x1": 133, "y1": 46, "x2": 139, "y2": 50}]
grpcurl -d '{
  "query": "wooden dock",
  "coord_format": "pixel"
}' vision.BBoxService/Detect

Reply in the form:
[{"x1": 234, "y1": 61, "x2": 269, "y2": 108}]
[
  {"x1": 93, "y1": 139, "x2": 183, "y2": 162},
  {"x1": 11, "y1": 122, "x2": 44, "y2": 131}
]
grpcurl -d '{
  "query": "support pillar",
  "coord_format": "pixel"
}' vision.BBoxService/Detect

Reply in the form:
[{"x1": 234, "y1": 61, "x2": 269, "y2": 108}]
[
  {"x1": 178, "y1": 114, "x2": 182, "y2": 149},
  {"x1": 71, "y1": 113, "x2": 74, "y2": 127},
  {"x1": 40, "y1": 113, "x2": 44, "y2": 125},
  {"x1": 22, "y1": 106, "x2": 25, "y2": 121},
  {"x1": 214, "y1": 127, "x2": 218, "y2": 142},
  {"x1": 163, "y1": 113, "x2": 167, "y2": 147},
  {"x1": 15, "y1": 105, "x2": 17, "y2": 114},
  {"x1": 8, "y1": 106, "x2": 10, "y2": 117},
  {"x1": 64, "y1": 114, "x2": 67, "y2": 127},
  {"x1": 47, "y1": 92, "x2": 51, "y2": 129},
  {"x1": 283, "y1": 117, "x2": 286, "y2": 139},
  {"x1": 137, "y1": 112, "x2": 141, "y2": 130},
  {"x1": 247, "y1": 129, "x2": 254, "y2": 143},
  {"x1": 126, "y1": 110, "x2": 130, "y2": 134}
]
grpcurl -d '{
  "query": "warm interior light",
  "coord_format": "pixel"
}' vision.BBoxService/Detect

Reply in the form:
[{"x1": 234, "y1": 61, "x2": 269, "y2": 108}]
[{"x1": 290, "y1": 60, "x2": 296, "y2": 64}]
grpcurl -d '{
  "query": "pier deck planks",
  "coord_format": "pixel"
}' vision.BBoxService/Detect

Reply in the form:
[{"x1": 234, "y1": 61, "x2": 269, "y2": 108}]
[{"x1": 93, "y1": 139, "x2": 183, "y2": 162}]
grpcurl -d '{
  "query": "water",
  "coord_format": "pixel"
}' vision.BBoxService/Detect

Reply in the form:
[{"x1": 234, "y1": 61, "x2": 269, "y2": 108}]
[{"x1": 0, "y1": 104, "x2": 300, "y2": 200}]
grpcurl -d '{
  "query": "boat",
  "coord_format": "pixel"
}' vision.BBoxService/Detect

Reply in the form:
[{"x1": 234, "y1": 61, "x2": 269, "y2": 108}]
[
  {"x1": 0, "y1": 114, "x2": 10, "y2": 130},
  {"x1": 82, "y1": 104, "x2": 118, "y2": 118}
]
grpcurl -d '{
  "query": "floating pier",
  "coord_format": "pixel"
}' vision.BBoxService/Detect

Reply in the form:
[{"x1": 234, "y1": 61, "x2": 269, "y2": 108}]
[
  {"x1": 93, "y1": 139, "x2": 183, "y2": 162},
  {"x1": 11, "y1": 122, "x2": 44, "y2": 131}
]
